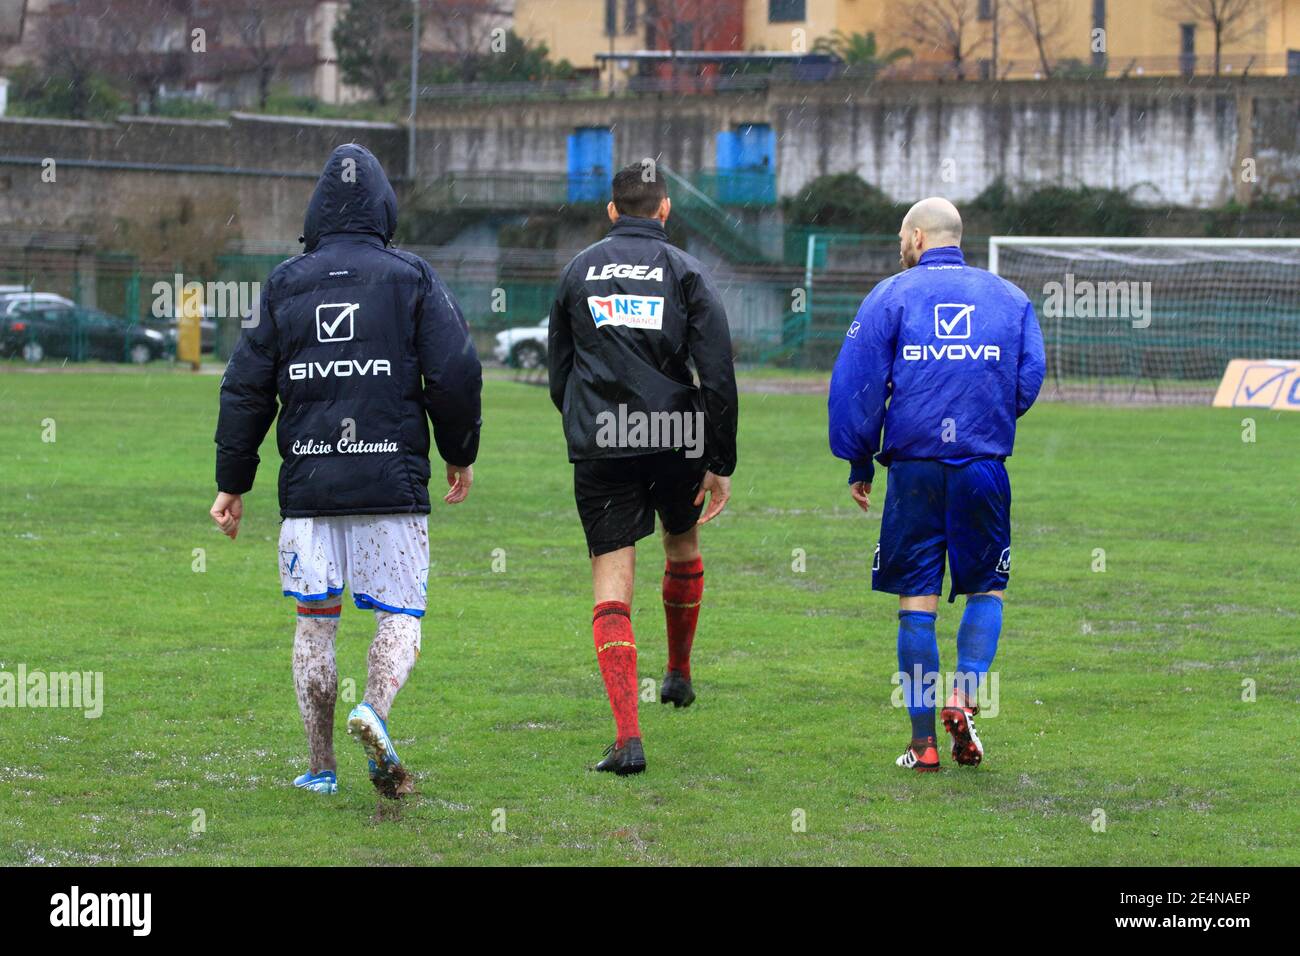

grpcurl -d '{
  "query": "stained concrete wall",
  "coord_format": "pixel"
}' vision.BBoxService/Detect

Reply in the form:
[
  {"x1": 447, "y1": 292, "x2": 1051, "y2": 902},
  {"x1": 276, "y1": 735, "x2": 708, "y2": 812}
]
[
  {"x1": 408, "y1": 78, "x2": 1300, "y2": 208},
  {"x1": 409, "y1": 91, "x2": 772, "y2": 180},
  {"x1": 771, "y1": 80, "x2": 1300, "y2": 208},
  {"x1": 1, "y1": 77, "x2": 1298, "y2": 250},
  {"x1": 0, "y1": 113, "x2": 405, "y2": 247}
]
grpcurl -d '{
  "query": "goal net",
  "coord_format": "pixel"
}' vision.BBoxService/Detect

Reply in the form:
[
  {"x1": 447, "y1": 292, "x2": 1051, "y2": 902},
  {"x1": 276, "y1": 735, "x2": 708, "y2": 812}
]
[{"x1": 988, "y1": 237, "x2": 1300, "y2": 404}]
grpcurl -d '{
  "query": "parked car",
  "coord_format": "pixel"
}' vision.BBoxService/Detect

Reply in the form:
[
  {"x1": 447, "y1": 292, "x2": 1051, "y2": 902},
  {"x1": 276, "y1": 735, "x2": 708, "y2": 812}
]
[
  {"x1": 493, "y1": 316, "x2": 548, "y2": 369},
  {"x1": 0, "y1": 291, "x2": 78, "y2": 316},
  {"x1": 0, "y1": 305, "x2": 170, "y2": 364}
]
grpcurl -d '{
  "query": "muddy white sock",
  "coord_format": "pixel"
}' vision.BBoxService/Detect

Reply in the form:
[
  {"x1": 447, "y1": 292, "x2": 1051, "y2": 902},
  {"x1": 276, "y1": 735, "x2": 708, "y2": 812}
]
[
  {"x1": 364, "y1": 611, "x2": 421, "y2": 722},
  {"x1": 293, "y1": 604, "x2": 340, "y2": 773}
]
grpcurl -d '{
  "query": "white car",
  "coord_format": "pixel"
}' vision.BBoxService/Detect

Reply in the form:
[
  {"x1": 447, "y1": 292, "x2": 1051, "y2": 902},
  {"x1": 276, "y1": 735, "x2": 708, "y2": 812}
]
[
  {"x1": 0, "y1": 292, "x2": 77, "y2": 315},
  {"x1": 493, "y1": 316, "x2": 548, "y2": 369}
]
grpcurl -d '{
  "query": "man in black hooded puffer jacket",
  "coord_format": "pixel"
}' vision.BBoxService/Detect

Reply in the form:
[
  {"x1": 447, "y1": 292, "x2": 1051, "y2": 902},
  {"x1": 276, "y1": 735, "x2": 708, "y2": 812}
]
[{"x1": 210, "y1": 144, "x2": 481, "y2": 798}]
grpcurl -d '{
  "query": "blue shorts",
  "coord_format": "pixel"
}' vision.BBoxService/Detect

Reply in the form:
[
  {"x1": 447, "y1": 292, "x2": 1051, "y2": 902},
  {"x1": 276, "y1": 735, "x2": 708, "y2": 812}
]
[{"x1": 872, "y1": 459, "x2": 1011, "y2": 603}]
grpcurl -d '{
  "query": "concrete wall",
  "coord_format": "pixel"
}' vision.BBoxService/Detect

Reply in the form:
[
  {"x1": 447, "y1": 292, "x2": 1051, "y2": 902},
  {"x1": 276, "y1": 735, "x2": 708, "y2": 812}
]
[
  {"x1": 771, "y1": 79, "x2": 1300, "y2": 208},
  {"x1": 0, "y1": 113, "x2": 405, "y2": 246},
  {"x1": 410, "y1": 91, "x2": 772, "y2": 180},
  {"x1": 1, "y1": 77, "x2": 1298, "y2": 253},
  {"x1": 410, "y1": 77, "x2": 1300, "y2": 208}
]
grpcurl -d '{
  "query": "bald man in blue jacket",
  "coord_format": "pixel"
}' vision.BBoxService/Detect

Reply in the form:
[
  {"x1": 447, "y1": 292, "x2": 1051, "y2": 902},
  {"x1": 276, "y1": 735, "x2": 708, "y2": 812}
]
[{"x1": 828, "y1": 197, "x2": 1046, "y2": 773}]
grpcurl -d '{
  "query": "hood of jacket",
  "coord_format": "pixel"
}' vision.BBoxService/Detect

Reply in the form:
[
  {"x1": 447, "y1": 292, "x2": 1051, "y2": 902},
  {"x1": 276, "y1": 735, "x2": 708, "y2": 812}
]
[{"x1": 301, "y1": 144, "x2": 397, "y2": 252}]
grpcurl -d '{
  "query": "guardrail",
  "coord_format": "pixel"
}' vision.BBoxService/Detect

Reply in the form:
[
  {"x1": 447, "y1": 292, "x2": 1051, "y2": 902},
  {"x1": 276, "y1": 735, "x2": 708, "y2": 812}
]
[
  {"x1": 419, "y1": 77, "x2": 602, "y2": 100},
  {"x1": 658, "y1": 166, "x2": 772, "y2": 264},
  {"x1": 417, "y1": 53, "x2": 1298, "y2": 102},
  {"x1": 418, "y1": 171, "x2": 575, "y2": 209}
]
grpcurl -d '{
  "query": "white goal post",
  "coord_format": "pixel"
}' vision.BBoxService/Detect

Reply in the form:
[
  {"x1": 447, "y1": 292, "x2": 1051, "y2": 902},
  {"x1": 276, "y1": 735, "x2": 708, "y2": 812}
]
[
  {"x1": 987, "y1": 236, "x2": 1300, "y2": 402},
  {"x1": 988, "y1": 236, "x2": 1300, "y2": 277}
]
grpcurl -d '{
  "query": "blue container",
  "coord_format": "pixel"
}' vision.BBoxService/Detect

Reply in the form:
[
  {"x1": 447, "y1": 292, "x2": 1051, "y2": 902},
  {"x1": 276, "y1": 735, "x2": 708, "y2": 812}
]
[{"x1": 567, "y1": 127, "x2": 614, "y2": 203}]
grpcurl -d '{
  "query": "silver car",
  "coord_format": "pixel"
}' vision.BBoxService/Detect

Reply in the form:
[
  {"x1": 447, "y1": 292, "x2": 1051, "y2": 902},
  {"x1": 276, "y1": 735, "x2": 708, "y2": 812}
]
[
  {"x1": 493, "y1": 316, "x2": 548, "y2": 369},
  {"x1": 0, "y1": 292, "x2": 78, "y2": 315}
]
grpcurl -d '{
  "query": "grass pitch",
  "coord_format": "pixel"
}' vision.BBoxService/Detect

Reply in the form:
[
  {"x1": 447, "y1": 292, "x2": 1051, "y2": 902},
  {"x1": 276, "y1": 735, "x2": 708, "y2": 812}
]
[{"x1": 0, "y1": 367, "x2": 1297, "y2": 865}]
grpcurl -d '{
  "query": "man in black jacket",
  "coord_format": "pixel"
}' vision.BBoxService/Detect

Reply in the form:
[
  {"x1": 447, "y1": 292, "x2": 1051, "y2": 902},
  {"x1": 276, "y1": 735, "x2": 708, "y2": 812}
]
[
  {"x1": 210, "y1": 143, "x2": 482, "y2": 798},
  {"x1": 549, "y1": 161, "x2": 738, "y2": 775}
]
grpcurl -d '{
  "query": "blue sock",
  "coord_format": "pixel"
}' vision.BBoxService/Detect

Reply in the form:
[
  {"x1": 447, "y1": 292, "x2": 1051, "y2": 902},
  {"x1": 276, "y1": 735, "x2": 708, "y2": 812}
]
[
  {"x1": 954, "y1": 594, "x2": 1003, "y2": 704},
  {"x1": 897, "y1": 611, "x2": 939, "y2": 740}
]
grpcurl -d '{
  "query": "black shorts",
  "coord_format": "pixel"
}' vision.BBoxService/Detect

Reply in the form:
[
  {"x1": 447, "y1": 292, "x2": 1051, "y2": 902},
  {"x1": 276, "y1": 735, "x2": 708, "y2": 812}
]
[{"x1": 573, "y1": 452, "x2": 708, "y2": 557}]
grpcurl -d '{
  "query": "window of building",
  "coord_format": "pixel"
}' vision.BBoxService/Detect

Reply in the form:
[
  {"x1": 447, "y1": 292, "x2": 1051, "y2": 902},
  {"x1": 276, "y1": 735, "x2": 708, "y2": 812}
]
[
  {"x1": 978, "y1": 0, "x2": 994, "y2": 20},
  {"x1": 605, "y1": 0, "x2": 616, "y2": 37},
  {"x1": 769, "y1": 0, "x2": 806, "y2": 24},
  {"x1": 1180, "y1": 23, "x2": 1196, "y2": 76},
  {"x1": 624, "y1": 0, "x2": 637, "y2": 35},
  {"x1": 1092, "y1": 0, "x2": 1107, "y2": 69}
]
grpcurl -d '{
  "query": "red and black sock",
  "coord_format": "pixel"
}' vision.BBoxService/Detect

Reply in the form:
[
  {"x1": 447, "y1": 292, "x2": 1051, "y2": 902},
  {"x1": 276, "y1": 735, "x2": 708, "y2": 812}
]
[
  {"x1": 593, "y1": 601, "x2": 639, "y2": 747},
  {"x1": 663, "y1": 557, "x2": 704, "y2": 681}
]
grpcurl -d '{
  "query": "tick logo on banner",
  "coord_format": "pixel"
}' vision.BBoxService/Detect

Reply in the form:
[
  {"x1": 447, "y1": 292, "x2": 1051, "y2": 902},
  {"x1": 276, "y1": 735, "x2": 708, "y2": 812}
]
[
  {"x1": 935, "y1": 303, "x2": 974, "y2": 340},
  {"x1": 1213, "y1": 359, "x2": 1300, "y2": 411},
  {"x1": 316, "y1": 302, "x2": 358, "y2": 343},
  {"x1": 587, "y1": 294, "x2": 665, "y2": 331}
]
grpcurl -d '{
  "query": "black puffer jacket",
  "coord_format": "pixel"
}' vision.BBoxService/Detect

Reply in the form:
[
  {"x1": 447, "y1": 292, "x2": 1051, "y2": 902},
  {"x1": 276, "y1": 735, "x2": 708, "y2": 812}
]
[
  {"x1": 547, "y1": 216, "x2": 738, "y2": 476},
  {"x1": 215, "y1": 144, "x2": 482, "y2": 517}
]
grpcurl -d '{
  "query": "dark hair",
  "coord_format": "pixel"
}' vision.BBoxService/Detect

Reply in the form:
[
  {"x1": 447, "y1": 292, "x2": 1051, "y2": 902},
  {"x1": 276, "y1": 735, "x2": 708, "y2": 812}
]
[{"x1": 612, "y1": 162, "x2": 668, "y2": 217}]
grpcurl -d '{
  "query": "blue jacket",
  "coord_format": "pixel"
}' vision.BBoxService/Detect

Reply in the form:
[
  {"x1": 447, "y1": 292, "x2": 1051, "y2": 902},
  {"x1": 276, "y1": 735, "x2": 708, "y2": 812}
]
[{"x1": 828, "y1": 246, "x2": 1045, "y2": 484}]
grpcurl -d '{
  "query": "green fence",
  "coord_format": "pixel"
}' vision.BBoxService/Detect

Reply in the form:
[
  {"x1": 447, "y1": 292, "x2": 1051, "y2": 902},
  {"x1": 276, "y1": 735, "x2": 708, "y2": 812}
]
[
  {"x1": 0, "y1": 250, "x2": 182, "y2": 364},
  {"x1": 990, "y1": 239, "x2": 1300, "y2": 389},
  {"x1": 12, "y1": 235, "x2": 1297, "y2": 393}
]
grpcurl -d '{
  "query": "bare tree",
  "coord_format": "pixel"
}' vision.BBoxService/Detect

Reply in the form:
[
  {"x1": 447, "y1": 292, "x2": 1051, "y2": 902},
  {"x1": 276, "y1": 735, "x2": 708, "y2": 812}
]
[
  {"x1": 423, "y1": 0, "x2": 512, "y2": 84},
  {"x1": 647, "y1": 0, "x2": 732, "y2": 54},
  {"x1": 222, "y1": 0, "x2": 317, "y2": 108},
  {"x1": 890, "y1": 0, "x2": 988, "y2": 80},
  {"x1": 644, "y1": 0, "x2": 737, "y2": 89},
  {"x1": 1004, "y1": 0, "x2": 1070, "y2": 77},
  {"x1": 39, "y1": 1, "x2": 186, "y2": 115},
  {"x1": 38, "y1": 2, "x2": 102, "y2": 118},
  {"x1": 98, "y1": 0, "x2": 188, "y2": 111},
  {"x1": 1165, "y1": 0, "x2": 1273, "y2": 75}
]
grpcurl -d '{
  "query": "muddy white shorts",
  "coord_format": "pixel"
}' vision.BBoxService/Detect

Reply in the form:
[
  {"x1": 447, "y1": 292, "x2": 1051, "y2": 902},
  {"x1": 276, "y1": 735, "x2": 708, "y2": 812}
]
[{"x1": 278, "y1": 515, "x2": 429, "y2": 617}]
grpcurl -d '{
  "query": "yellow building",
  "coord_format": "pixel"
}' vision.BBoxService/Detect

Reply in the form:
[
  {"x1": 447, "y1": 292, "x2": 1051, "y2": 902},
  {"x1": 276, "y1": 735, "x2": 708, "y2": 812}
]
[
  {"x1": 744, "y1": 0, "x2": 876, "y2": 52},
  {"x1": 513, "y1": 0, "x2": 648, "y2": 74},
  {"x1": 965, "y1": 0, "x2": 1300, "y2": 79},
  {"x1": 515, "y1": 0, "x2": 1300, "y2": 80}
]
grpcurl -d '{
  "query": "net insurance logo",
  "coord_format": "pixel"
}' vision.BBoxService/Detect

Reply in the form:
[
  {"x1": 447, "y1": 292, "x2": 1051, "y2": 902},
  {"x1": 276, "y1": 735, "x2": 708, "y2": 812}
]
[{"x1": 587, "y1": 294, "x2": 665, "y2": 331}]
